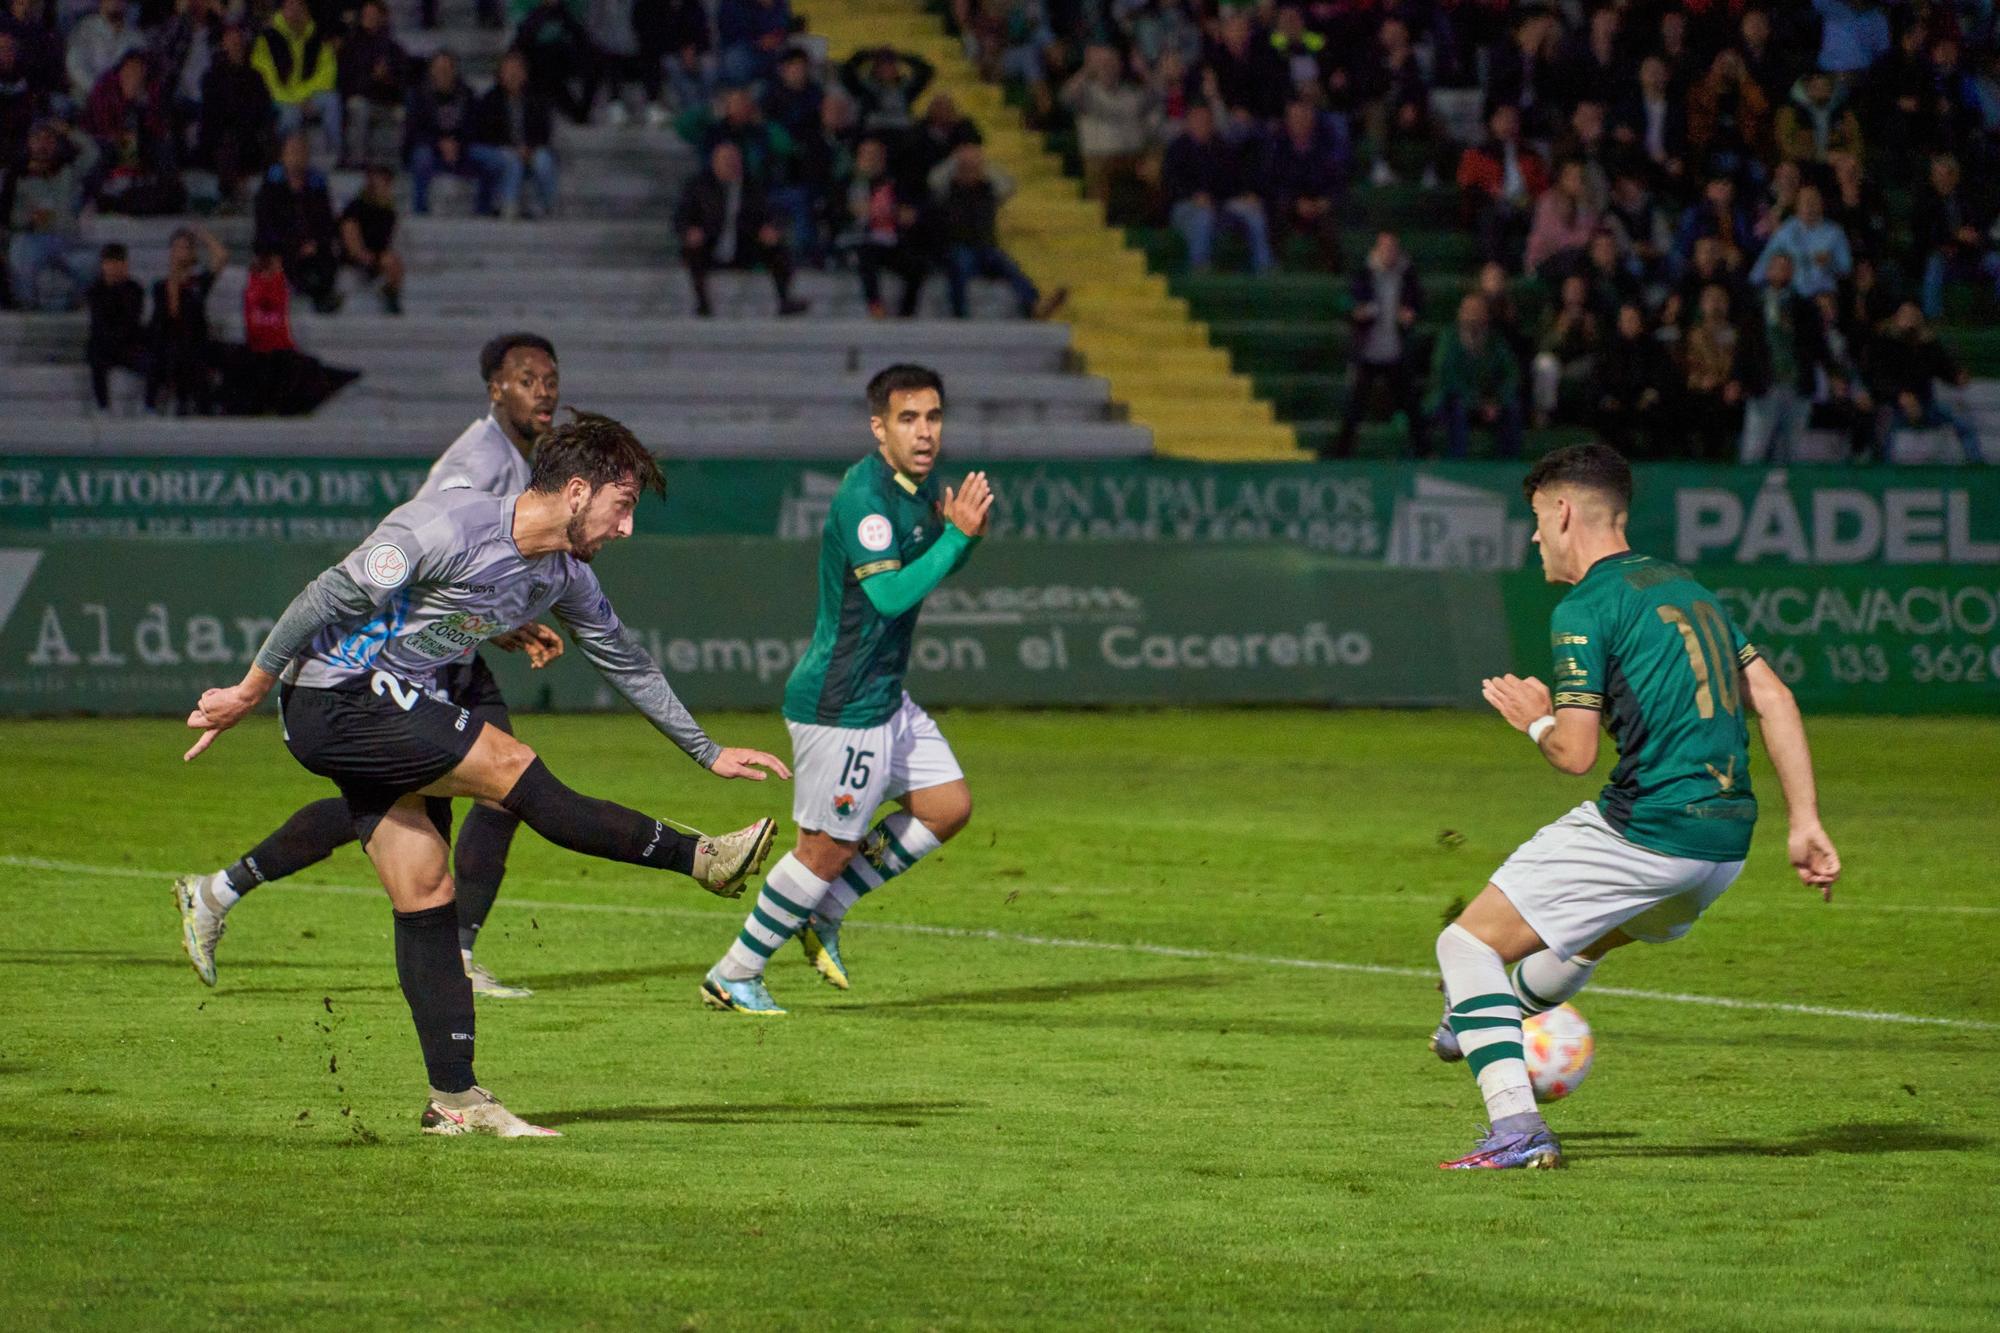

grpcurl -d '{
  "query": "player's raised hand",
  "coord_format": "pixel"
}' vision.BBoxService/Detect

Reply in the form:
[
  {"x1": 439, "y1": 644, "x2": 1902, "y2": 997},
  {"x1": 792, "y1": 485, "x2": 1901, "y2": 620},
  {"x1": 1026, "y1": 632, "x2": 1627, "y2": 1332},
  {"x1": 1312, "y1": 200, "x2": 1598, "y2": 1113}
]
[
  {"x1": 1481, "y1": 673, "x2": 1555, "y2": 732},
  {"x1": 183, "y1": 677, "x2": 270, "y2": 761},
  {"x1": 709, "y1": 747, "x2": 792, "y2": 781},
  {"x1": 943, "y1": 471, "x2": 993, "y2": 537},
  {"x1": 492, "y1": 621, "x2": 566, "y2": 669},
  {"x1": 966, "y1": 472, "x2": 996, "y2": 536},
  {"x1": 1788, "y1": 822, "x2": 1842, "y2": 901}
]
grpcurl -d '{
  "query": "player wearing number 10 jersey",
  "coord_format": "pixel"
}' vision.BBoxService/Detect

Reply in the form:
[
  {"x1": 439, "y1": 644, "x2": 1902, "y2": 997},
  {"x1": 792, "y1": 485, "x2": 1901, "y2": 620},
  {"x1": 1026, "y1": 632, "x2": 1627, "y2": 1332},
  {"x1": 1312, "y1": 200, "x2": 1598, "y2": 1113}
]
[
  {"x1": 1431, "y1": 443, "x2": 1841, "y2": 1170},
  {"x1": 701, "y1": 364, "x2": 992, "y2": 1016}
]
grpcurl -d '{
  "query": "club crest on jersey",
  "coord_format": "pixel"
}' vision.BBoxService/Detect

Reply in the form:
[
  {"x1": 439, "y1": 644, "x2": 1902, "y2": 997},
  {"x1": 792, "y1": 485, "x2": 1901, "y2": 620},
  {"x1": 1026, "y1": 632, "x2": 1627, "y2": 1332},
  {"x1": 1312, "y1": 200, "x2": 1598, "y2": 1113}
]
[
  {"x1": 832, "y1": 793, "x2": 857, "y2": 817},
  {"x1": 364, "y1": 543, "x2": 409, "y2": 588},
  {"x1": 857, "y1": 514, "x2": 894, "y2": 552}
]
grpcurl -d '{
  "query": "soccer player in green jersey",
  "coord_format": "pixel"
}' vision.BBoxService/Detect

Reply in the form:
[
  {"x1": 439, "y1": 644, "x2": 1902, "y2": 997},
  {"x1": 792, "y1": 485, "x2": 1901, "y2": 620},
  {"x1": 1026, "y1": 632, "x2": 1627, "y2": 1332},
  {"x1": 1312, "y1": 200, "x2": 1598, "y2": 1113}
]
[
  {"x1": 701, "y1": 365, "x2": 993, "y2": 1015},
  {"x1": 1433, "y1": 443, "x2": 1842, "y2": 1169}
]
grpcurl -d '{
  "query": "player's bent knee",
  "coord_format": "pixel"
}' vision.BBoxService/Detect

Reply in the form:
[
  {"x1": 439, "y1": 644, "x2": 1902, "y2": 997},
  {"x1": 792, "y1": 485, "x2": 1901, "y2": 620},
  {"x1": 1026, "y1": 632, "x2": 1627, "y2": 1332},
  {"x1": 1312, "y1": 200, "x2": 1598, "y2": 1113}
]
[
  {"x1": 795, "y1": 830, "x2": 860, "y2": 881},
  {"x1": 928, "y1": 798, "x2": 972, "y2": 841},
  {"x1": 450, "y1": 726, "x2": 538, "y2": 800}
]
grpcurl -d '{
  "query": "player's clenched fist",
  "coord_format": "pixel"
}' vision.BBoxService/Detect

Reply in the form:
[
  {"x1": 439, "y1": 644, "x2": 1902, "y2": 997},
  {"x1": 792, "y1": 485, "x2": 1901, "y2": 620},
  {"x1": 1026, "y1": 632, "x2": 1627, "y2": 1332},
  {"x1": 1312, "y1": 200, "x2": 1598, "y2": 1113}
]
[{"x1": 1788, "y1": 823, "x2": 1842, "y2": 901}]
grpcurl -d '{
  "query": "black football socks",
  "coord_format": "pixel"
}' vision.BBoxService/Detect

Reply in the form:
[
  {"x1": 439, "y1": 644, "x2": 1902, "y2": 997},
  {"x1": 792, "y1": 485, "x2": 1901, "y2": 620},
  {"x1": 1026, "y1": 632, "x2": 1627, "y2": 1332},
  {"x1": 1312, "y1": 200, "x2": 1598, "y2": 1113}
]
[
  {"x1": 500, "y1": 758, "x2": 698, "y2": 876},
  {"x1": 453, "y1": 804, "x2": 521, "y2": 953},
  {"x1": 224, "y1": 797, "x2": 355, "y2": 895},
  {"x1": 393, "y1": 902, "x2": 476, "y2": 1094}
]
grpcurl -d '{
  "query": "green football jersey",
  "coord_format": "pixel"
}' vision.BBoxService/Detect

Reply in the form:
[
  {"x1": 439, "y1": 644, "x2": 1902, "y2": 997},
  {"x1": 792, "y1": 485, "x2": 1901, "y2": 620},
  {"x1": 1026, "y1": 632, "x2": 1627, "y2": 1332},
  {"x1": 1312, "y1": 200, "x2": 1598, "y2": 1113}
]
[
  {"x1": 1550, "y1": 551, "x2": 1761, "y2": 861},
  {"x1": 783, "y1": 451, "x2": 949, "y2": 728}
]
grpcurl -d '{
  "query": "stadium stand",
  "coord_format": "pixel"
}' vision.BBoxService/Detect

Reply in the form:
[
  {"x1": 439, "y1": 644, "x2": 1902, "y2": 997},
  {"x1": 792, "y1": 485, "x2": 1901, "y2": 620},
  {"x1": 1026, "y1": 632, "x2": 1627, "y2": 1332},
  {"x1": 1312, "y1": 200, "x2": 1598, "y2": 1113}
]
[
  {"x1": 1, "y1": 0, "x2": 1996, "y2": 466},
  {"x1": 0, "y1": 0, "x2": 1150, "y2": 459}
]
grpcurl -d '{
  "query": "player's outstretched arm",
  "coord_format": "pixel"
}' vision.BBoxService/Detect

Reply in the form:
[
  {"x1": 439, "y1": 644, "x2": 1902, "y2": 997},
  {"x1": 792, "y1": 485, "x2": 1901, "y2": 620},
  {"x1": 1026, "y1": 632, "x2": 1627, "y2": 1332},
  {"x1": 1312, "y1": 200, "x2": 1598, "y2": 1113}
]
[
  {"x1": 1742, "y1": 657, "x2": 1841, "y2": 899},
  {"x1": 1482, "y1": 672, "x2": 1601, "y2": 775},
  {"x1": 184, "y1": 665, "x2": 280, "y2": 761},
  {"x1": 184, "y1": 565, "x2": 379, "y2": 761},
  {"x1": 554, "y1": 597, "x2": 791, "y2": 781}
]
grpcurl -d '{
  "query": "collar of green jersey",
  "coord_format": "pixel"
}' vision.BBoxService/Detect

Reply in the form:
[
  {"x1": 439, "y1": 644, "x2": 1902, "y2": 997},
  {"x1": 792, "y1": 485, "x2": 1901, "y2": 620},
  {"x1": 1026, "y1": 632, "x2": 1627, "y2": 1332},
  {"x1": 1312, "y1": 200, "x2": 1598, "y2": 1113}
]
[
  {"x1": 1580, "y1": 549, "x2": 1640, "y2": 580},
  {"x1": 874, "y1": 449, "x2": 921, "y2": 495}
]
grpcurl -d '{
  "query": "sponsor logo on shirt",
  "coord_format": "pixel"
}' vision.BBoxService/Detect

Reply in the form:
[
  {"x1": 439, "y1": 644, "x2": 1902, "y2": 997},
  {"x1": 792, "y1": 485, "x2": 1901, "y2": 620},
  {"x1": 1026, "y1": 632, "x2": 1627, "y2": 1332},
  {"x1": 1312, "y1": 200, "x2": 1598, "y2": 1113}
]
[
  {"x1": 364, "y1": 543, "x2": 409, "y2": 587},
  {"x1": 406, "y1": 610, "x2": 505, "y2": 659}
]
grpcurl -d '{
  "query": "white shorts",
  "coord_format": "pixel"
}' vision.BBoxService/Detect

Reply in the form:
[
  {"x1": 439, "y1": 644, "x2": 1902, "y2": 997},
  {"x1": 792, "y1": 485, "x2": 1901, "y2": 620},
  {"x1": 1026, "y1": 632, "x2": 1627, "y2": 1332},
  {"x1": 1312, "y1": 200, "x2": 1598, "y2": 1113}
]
[
  {"x1": 1490, "y1": 802, "x2": 1745, "y2": 961},
  {"x1": 787, "y1": 693, "x2": 964, "y2": 841}
]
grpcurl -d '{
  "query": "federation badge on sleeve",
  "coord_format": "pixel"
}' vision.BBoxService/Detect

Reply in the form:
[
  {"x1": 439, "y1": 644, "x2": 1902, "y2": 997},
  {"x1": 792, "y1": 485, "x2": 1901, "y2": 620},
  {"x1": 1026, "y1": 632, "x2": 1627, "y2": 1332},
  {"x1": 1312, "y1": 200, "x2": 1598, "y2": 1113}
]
[
  {"x1": 832, "y1": 793, "x2": 857, "y2": 818},
  {"x1": 857, "y1": 514, "x2": 894, "y2": 552},
  {"x1": 364, "y1": 543, "x2": 410, "y2": 588}
]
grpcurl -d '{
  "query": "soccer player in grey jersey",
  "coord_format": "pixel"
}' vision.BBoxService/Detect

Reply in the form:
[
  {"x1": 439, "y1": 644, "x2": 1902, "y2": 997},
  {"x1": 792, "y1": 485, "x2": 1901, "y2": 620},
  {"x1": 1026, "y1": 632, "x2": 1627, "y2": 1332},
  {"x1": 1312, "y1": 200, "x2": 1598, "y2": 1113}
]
[
  {"x1": 184, "y1": 413, "x2": 790, "y2": 1137},
  {"x1": 175, "y1": 334, "x2": 566, "y2": 997}
]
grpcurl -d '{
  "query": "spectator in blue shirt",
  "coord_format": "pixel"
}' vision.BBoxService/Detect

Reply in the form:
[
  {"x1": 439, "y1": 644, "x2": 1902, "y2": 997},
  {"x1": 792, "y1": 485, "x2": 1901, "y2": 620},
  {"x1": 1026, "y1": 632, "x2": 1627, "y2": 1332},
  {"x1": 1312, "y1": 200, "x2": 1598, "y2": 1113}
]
[
  {"x1": 1749, "y1": 184, "x2": 1851, "y2": 297},
  {"x1": 1811, "y1": 0, "x2": 1890, "y2": 76}
]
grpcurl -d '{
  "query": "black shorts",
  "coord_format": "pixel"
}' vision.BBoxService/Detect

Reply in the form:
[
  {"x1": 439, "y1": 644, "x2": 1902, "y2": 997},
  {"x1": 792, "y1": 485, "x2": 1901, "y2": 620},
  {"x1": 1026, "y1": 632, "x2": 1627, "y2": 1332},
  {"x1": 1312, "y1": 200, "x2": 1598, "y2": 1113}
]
[
  {"x1": 437, "y1": 651, "x2": 513, "y2": 736},
  {"x1": 281, "y1": 673, "x2": 484, "y2": 839}
]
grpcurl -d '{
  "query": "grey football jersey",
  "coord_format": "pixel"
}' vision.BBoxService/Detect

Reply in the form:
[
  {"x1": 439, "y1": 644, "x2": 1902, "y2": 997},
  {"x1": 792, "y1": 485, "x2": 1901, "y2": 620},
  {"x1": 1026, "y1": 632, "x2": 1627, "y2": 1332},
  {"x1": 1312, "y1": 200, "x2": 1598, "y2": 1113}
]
[
  {"x1": 260, "y1": 489, "x2": 719, "y2": 765},
  {"x1": 414, "y1": 415, "x2": 533, "y2": 501}
]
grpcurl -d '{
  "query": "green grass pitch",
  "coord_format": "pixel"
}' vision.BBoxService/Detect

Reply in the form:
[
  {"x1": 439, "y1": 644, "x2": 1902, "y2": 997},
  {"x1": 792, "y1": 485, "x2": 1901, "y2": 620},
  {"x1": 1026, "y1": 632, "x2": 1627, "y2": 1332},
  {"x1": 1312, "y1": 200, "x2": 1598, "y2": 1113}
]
[{"x1": 2, "y1": 710, "x2": 1995, "y2": 1330}]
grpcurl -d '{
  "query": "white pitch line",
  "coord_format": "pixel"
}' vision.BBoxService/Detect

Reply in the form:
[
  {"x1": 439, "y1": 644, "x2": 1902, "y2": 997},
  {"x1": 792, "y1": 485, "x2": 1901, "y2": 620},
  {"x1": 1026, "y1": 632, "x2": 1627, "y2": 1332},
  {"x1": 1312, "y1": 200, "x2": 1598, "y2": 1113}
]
[{"x1": 9, "y1": 854, "x2": 1996, "y2": 1033}]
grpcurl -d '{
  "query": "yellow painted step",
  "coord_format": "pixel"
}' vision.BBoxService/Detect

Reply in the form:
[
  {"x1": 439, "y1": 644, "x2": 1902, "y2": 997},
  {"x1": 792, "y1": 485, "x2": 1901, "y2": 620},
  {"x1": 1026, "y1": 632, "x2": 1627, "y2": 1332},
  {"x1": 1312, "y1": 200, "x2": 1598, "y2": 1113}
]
[{"x1": 803, "y1": 0, "x2": 1276, "y2": 461}]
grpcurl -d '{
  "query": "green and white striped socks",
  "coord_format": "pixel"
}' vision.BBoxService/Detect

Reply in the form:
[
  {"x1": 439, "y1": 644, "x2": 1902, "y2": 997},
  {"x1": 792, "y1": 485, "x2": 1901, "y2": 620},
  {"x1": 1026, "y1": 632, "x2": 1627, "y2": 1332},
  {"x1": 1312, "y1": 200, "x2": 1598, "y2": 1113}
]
[
  {"x1": 1436, "y1": 922, "x2": 1540, "y2": 1126},
  {"x1": 1511, "y1": 951, "x2": 1597, "y2": 1015},
  {"x1": 716, "y1": 854, "x2": 832, "y2": 981},
  {"x1": 816, "y1": 812, "x2": 943, "y2": 928}
]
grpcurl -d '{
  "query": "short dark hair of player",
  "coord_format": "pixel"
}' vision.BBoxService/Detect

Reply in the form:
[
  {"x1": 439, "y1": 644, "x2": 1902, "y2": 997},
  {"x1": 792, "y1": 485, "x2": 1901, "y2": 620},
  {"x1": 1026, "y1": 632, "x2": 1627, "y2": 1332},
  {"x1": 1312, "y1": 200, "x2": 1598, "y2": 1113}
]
[
  {"x1": 1521, "y1": 442, "x2": 1633, "y2": 512},
  {"x1": 866, "y1": 364, "x2": 946, "y2": 417},
  {"x1": 479, "y1": 331, "x2": 557, "y2": 384},
  {"x1": 528, "y1": 409, "x2": 666, "y2": 498}
]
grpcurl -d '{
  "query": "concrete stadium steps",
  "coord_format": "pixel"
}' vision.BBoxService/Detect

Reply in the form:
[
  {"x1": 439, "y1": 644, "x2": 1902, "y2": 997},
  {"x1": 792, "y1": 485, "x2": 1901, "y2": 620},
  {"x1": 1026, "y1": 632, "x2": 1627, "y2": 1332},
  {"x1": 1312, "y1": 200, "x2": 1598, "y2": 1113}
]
[
  {"x1": 795, "y1": 0, "x2": 1297, "y2": 460},
  {"x1": 0, "y1": 307, "x2": 1078, "y2": 365},
  {"x1": 87, "y1": 213, "x2": 682, "y2": 270},
  {"x1": 4, "y1": 359, "x2": 1112, "y2": 423},
  {"x1": 0, "y1": 0, "x2": 1164, "y2": 456},
  {"x1": 5, "y1": 412, "x2": 1150, "y2": 458}
]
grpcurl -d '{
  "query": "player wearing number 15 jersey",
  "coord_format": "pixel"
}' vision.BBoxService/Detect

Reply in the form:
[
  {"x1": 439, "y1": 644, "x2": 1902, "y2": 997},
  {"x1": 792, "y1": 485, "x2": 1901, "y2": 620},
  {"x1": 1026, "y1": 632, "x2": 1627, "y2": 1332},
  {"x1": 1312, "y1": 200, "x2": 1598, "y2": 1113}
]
[
  {"x1": 701, "y1": 364, "x2": 992, "y2": 1016},
  {"x1": 1430, "y1": 443, "x2": 1841, "y2": 1169}
]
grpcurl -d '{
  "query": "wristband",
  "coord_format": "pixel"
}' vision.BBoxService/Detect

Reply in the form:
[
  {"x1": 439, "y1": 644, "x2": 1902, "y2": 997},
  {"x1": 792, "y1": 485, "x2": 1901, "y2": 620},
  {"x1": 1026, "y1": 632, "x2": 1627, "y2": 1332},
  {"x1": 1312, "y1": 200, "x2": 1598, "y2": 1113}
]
[{"x1": 1527, "y1": 714, "x2": 1557, "y2": 745}]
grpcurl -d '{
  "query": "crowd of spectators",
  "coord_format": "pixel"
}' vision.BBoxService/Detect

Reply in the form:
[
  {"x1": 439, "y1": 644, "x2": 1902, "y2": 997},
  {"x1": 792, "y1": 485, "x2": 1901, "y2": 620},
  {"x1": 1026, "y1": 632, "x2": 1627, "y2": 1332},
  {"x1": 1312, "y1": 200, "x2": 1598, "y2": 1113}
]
[
  {"x1": 976, "y1": 0, "x2": 1999, "y2": 463},
  {"x1": 6, "y1": 0, "x2": 2000, "y2": 448},
  {"x1": 667, "y1": 40, "x2": 1067, "y2": 318},
  {"x1": 2, "y1": 0, "x2": 1070, "y2": 396}
]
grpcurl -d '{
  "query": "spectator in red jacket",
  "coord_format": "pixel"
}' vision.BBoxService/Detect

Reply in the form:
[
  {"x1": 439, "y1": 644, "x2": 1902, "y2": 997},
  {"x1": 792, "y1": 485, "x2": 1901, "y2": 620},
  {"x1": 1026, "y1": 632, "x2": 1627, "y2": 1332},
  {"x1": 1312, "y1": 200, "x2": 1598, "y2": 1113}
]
[
  {"x1": 83, "y1": 52, "x2": 183, "y2": 215},
  {"x1": 234, "y1": 243, "x2": 358, "y2": 414},
  {"x1": 1456, "y1": 103, "x2": 1547, "y2": 271}
]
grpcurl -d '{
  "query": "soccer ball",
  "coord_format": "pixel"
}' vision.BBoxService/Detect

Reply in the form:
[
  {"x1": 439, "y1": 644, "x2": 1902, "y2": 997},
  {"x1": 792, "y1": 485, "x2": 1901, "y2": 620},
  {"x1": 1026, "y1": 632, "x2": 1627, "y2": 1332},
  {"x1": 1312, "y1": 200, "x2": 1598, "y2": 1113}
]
[{"x1": 1523, "y1": 1004, "x2": 1595, "y2": 1102}]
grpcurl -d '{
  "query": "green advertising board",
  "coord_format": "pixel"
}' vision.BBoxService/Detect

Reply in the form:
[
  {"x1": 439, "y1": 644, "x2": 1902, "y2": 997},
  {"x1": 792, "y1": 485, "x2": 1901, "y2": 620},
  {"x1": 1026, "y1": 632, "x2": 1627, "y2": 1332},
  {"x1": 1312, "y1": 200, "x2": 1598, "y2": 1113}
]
[
  {"x1": 1, "y1": 535, "x2": 1988, "y2": 719},
  {"x1": 7, "y1": 457, "x2": 1995, "y2": 571},
  {"x1": 1503, "y1": 564, "x2": 2000, "y2": 716},
  {"x1": 0, "y1": 538, "x2": 1504, "y2": 718}
]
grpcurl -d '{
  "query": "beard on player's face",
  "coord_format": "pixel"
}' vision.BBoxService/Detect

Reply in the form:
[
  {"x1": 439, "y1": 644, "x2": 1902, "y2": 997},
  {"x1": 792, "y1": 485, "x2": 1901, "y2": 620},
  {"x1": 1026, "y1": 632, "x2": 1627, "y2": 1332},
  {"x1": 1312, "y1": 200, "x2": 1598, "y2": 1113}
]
[
  {"x1": 564, "y1": 483, "x2": 636, "y2": 562},
  {"x1": 565, "y1": 509, "x2": 603, "y2": 562}
]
